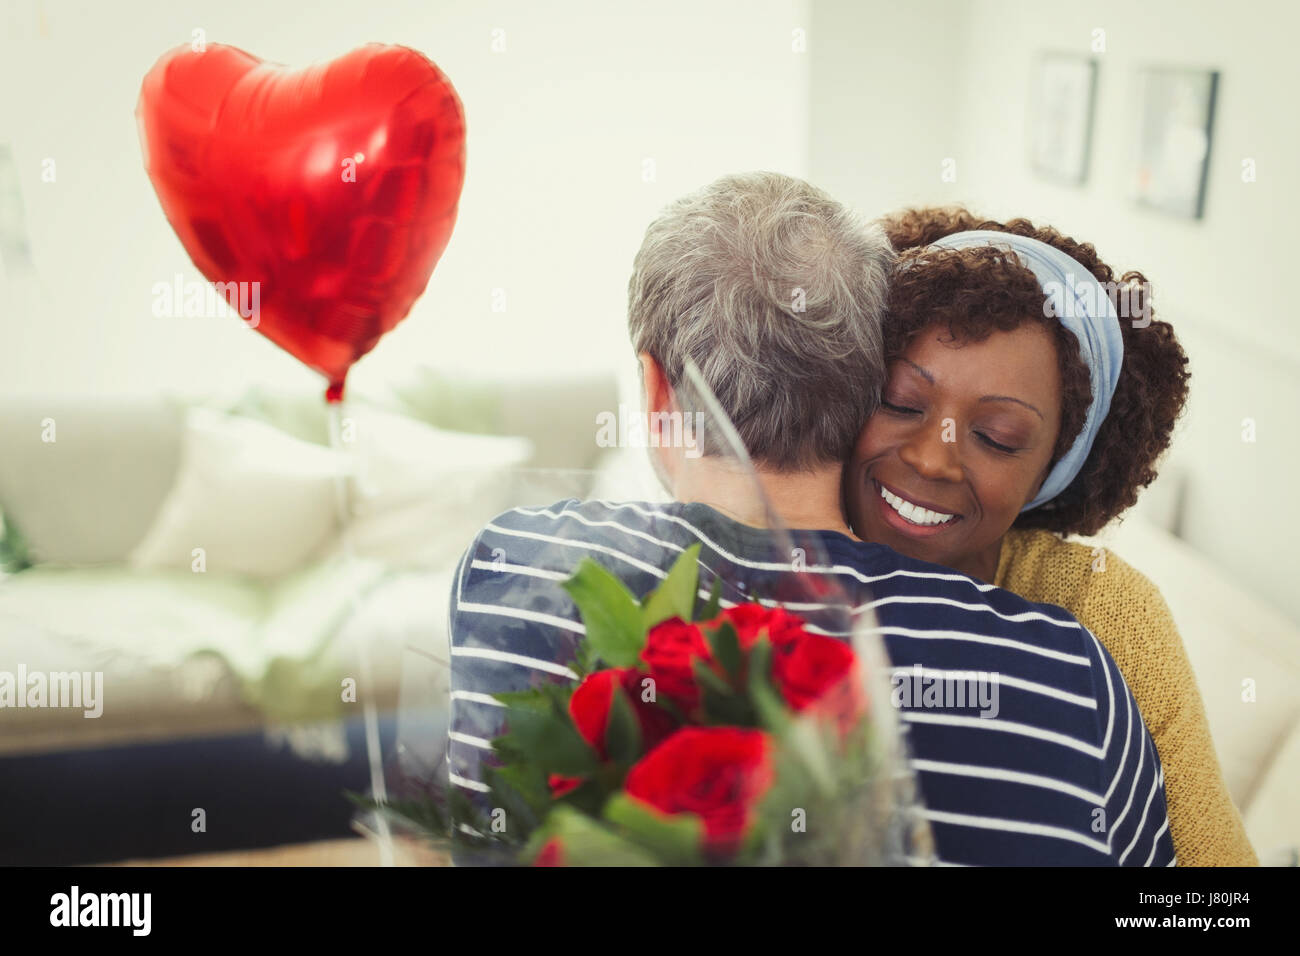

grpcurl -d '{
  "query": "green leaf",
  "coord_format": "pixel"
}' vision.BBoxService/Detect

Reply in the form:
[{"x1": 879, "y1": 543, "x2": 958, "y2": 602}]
[
  {"x1": 553, "y1": 776, "x2": 607, "y2": 817},
  {"x1": 704, "y1": 619, "x2": 743, "y2": 680},
  {"x1": 693, "y1": 657, "x2": 757, "y2": 725},
  {"x1": 483, "y1": 763, "x2": 548, "y2": 836},
  {"x1": 521, "y1": 823, "x2": 558, "y2": 864},
  {"x1": 783, "y1": 716, "x2": 837, "y2": 795},
  {"x1": 746, "y1": 640, "x2": 792, "y2": 733},
  {"x1": 603, "y1": 794, "x2": 705, "y2": 865},
  {"x1": 562, "y1": 558, "x2": 647, "y2": 668},
  {"x1": 736, "y1": 822, "x2": 782, "y2": 867},
  {"x1": 692, "y1": 656, "x2": 732, "y2": 697},
  {"x1": 570, "y1": 639, "x2": 597, "y2": 677},
  {"x1": 525, "y1": 806, "x2": 661, "y2": 866},
  {"x1": 0, "y1": 513, "x2": 32, "y2": 574},
  {"x1": 492, "y1": 687, "x2": 557, "y2": 712},
  {"x1": 641, "y1": 544, "x2": 701, "y2": 630},
  {"x1": 702, "y1": 683, "x2": 757, "y2": 726},
  {"x1": 493, "y1": 706, "x2": 600, "y2": 777},
  {"x1": 605, "y1": 682, "x2": 644, "y2": 765},
  {"x1": 698, "y1": 573, "x2": 722, "y2": 621},
  {"x1": 653, "y1": 694, "x2": 690, "y2": 725}
]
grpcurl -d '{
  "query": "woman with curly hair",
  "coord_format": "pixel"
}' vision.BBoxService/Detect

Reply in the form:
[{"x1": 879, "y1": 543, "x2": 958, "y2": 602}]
[{"x1": 844, "y1": 207, "x2": 1255, "y2": 866}]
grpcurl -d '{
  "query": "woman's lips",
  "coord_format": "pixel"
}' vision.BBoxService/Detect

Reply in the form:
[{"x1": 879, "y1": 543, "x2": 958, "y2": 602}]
[{"x1": 872, "y1": 480, "x2": 964, "y2": 539}]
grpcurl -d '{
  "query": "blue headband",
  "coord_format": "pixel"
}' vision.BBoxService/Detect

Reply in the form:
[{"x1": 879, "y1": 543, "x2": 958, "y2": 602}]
[{"x1": 923, "y1": 230, "x2": 1125, "y2": 511}]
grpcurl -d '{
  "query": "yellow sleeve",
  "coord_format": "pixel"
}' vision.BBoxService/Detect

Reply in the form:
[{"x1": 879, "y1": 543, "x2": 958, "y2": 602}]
[{"x1": 998, "y1": 531, "x2": 1258, "y2": 867}]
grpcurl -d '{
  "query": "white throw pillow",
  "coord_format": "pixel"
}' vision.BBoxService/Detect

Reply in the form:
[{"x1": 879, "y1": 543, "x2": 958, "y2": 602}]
[
  {"x1": 129, "y1": 408, "x2": 349, "y2": 578},
  {"x1": 130, "y1": 404, "x2": 534, "y2": 578},
  {"x1": 328, "y1": 405, "x2": 533, "y2": 569}
]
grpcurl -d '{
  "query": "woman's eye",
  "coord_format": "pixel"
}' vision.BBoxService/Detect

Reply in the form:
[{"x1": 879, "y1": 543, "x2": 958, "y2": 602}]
[
  {"x1": 976, "y1": 432, "x2": 1020, "y2": 454},
  {"x1": 881, "y1": 400, "x2": 920, "y2": 415}
]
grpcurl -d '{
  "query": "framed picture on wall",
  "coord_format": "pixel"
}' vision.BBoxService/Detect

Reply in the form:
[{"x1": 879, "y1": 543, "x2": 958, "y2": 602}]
[
  {"x1": 1133, "y1": 67, "x2": 1219, "y2": 219},
  {"x1": 1027, "y1": 53, "x2": 1098, "y2": 185}
]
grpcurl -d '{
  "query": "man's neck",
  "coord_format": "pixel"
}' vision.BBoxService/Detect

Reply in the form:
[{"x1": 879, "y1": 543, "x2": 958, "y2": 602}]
[{"x1": 671, "y1": 456, "x2": 857, "y2": 539}]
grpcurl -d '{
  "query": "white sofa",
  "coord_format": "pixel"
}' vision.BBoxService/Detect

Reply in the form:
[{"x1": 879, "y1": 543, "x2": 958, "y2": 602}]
[
  {"x1": 1082, "y1": 514, "x2": 1300, "y2": 866},
  {"x1": 0, "y1": 368, "x2": 619, "y2": 760}
]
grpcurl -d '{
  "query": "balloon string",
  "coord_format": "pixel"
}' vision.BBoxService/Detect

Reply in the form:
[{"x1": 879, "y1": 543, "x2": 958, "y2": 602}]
[{"x1": 327, "y1": 400, "x2": 395, "y2": 867}]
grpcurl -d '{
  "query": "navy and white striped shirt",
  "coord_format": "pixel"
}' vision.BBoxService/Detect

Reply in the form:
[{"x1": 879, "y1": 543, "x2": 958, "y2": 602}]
[{"x1": 446, "y1": 498, "x2": 1175, "y2": 866}]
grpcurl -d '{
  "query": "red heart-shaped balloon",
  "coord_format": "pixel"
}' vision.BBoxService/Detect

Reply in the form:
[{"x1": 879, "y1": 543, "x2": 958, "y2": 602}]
[{"x1": 137, "y1": 43, "x2": 467, "y2": 400}]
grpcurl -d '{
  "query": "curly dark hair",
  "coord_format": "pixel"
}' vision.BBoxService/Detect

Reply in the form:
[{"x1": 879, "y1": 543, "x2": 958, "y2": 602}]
[{"x1": 878, "y1": 207, "x2": 1190, "y2": 536}]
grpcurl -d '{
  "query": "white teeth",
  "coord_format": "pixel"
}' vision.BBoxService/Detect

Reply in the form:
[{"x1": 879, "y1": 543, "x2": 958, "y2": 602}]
[{"x1": 879, "y1": 484, "x2": 955, "y2": 527}]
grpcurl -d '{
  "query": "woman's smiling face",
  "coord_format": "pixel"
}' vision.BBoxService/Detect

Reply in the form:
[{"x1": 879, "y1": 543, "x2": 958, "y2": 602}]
[{"x1": 845, "y1": 323, "x2": 1063, "y2": 580}]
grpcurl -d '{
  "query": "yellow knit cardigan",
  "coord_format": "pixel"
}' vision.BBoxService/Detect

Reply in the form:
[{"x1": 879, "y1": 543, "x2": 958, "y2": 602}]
[{"x1": 995, "y1": 528, "x2": 1258, "y2": 866}]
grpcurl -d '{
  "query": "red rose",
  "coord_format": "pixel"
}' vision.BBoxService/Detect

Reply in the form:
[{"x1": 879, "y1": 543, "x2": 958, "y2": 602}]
[
  {"x1": 569, "y1": 669, "x2": 620, "y2": 753},
  {"x1": 569, "y1": 667, "x2": 678, "y2": 760},
  {"x1": 771, "y1": 635, "x2": 865, "y2": 738},
  {"x1": 623, "y1": 726, "x2": 775, "y2": 858},
  {"x1": 533, "y1": 837, "x2": 564, "y2": 867},
  {"x1": 709, "y1": 604, "x2": 806, "y2": 649},
  {"x1": 639, "y1": 606, "x2": 866, "y2": 739},
  {"x1": 547, "y1": 773, "x2": 583, "y2": 799},
  {"x1": 769, "y1": 631, "x2": 857, "y2": 709},
  {"x1": 709, "y1": 604, "x2": 866, "y2": 736},
  {"x1": 639, "y1": 617, "x2": 712, "y2": 713}
]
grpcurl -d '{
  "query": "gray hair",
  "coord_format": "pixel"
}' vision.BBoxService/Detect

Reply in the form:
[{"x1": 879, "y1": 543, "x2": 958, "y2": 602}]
[{"x1": 627, "y1": 171, "x2": 893, "y2": 470}]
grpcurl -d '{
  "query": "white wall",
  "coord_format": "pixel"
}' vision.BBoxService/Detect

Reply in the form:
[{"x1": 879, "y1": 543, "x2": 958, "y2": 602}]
[
  {"x1": 0, "y1": 0, "x2": 810, "y2": 400},
  {"x1": 810, "y1": 0, "x2": 1300, "y2": 622},
  {"x1": 809, "y1": 0, "x2": 971, "y2": 218},
  {"x1": 950, "y1": 0, "x2": 1300, "y2": 367}
]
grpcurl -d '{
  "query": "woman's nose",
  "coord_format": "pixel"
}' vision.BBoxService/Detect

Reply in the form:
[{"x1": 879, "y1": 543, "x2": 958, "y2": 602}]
[{"x1": 897, "y1": 422, "x2": 964, "y2": 483}]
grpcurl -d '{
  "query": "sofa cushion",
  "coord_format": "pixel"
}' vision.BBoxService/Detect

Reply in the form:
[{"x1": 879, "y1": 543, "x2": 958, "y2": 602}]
[
  {"x1": 1244, "y1": 718, "x2": 1300, "y2": 865},
  {"x1": 323, "y1": 404, "x2": 533, "y2": 569},
  {"x1": 129, "y1": 407, "x2": 347, "y2": 578},
  {"x1": 1088, "y1": 516, "x2": 1300, "y2": 810},
  {"x1": 0, "y1": 395, "x2": 184, "y2": 564},
  {"x1": 0, "y1": 558, "x2": 401, "y2": 755}
]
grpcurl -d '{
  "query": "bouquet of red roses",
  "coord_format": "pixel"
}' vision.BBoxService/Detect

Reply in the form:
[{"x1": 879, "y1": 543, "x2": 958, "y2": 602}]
[{"x1": 383, "y1": 541, "x2": 909, "y2": 866}]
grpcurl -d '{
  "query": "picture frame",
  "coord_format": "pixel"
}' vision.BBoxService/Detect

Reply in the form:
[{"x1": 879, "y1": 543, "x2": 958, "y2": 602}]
[
  {"x1": 1133, "y1": 66, "x2": 1220, "y2": 219},
  {"x1": 1027, "y1": 53, "x2": 1098, "y2": 185}
]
